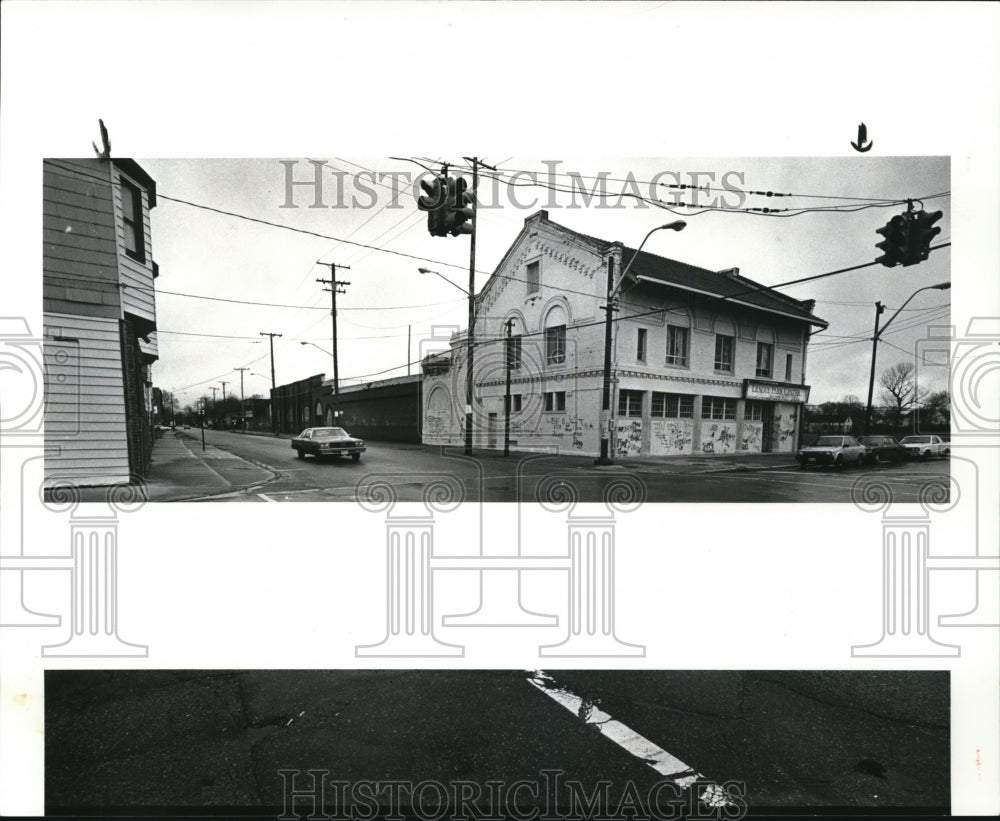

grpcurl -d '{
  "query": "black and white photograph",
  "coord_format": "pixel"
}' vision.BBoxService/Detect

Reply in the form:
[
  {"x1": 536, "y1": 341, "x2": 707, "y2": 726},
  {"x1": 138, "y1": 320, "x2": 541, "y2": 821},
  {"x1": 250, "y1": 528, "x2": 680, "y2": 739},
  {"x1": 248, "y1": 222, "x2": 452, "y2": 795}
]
[
  {"x1": 1, "y1": 3, "x2": 997, "y2": 820},
  {"x1": 46, "y1": 669, "x2": 950, "y2": 817},
  {"x1": 40, "y1": 155, "x2": 952, "y2": 504}
]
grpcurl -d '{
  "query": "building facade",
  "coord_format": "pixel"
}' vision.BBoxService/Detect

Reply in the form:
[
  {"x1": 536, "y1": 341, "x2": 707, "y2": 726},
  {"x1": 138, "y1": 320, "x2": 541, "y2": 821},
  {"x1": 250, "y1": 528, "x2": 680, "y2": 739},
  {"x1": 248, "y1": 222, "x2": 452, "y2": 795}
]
[
  {"x1": 271, "y1": 374, "x2": 422, "y2": 442},
  {"x1": 43, "y1": 158, "x2": 160, "y2": 487},
  {"x1": 422, "y1": 211, "x2": 826, "y2": 457}
]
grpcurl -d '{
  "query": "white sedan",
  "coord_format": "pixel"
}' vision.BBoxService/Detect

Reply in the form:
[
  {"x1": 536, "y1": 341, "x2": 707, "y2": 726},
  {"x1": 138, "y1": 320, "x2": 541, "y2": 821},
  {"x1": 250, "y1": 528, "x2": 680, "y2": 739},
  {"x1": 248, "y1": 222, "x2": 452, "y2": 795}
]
[
  {"x1": 899, "y1": 434, "x2": 950, "y2": 459},
  {"x1": 797, "y1": 435, "x2": 867, "y2": 469}
]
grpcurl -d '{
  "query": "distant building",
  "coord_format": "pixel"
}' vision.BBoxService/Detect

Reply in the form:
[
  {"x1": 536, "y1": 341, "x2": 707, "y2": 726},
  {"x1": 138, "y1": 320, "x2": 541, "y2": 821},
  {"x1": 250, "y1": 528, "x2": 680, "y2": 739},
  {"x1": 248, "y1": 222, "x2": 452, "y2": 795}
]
[
  {"x1": 43, "y1": 158, "x2": 160, "y2": 487},
  {"x1": 271, "y1": 374, "x2": 422, "y2": 442},
  {"x1": 422, "y1": 210, "x2": 827, "y2": 457}
]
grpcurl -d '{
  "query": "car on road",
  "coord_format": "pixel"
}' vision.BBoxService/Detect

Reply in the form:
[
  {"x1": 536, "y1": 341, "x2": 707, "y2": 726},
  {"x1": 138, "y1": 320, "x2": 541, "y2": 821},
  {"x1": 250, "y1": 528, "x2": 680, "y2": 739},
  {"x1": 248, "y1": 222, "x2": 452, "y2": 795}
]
[
  {"x1": 899, "y1": 434, "x2": 950, "y2": 459},
  {"x1": 858, "y1": 435, "x2": 908, "y2": 465},
  {"x1": 796, "y1": 435, "x2": 866, "y2": 469},
  {"x1": 292, "y1": 426, "x2": 366, "y2": 462}
]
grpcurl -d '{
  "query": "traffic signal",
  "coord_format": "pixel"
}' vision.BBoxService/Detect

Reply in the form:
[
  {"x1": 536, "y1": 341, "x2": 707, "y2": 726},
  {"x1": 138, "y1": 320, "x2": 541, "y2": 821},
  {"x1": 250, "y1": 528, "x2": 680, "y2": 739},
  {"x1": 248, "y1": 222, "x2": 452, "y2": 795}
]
[
  {"x1": 908, "y1": 210, "x2": 943, "y2": 264},
  {"x1": 448, "y1": 176, "x2": 475, "y2": 236},
  {"x1": 875, "y1": 214, "x2": 909, "y2": 267},
  {"x1": 418, "y1": 175, "x2": 448, "y2": 237}
]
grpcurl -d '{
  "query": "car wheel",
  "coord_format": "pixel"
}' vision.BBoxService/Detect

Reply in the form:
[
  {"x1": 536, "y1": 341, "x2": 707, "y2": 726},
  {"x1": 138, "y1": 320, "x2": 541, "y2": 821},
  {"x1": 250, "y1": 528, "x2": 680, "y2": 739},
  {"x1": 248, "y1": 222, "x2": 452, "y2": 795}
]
[
  {"x1": 351, "y1": 453, "x2": 361, "y2": 462},
  {"x1": 922, "y1": 450, "x2": 930, "y2": 460},
  {"x1": 835, "y1": 454, "x2": 844, "y2": 469},
  {"x1": 296, "y1": 448, "x2": 304, "y2": 459},
  {"x1": 943, "y1": 448, "x2": 950, "y2": 457},
  {"x1": 871, "y1": 452, "x2": 881, "y2": 466}
]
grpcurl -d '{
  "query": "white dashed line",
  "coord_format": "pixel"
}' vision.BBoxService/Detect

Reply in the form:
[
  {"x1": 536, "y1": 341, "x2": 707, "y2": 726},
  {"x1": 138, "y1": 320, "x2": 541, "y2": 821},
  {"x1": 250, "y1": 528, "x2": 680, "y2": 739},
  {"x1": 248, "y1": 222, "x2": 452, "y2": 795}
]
[{"x1": 527, "y1": 671, "x2": 732, "y2": 807}]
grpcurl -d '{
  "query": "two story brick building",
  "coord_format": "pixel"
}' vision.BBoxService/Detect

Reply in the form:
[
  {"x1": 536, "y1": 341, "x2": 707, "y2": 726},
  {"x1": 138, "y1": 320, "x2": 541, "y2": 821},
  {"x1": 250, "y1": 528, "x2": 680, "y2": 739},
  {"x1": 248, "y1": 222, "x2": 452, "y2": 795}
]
[
  {"x1": 43, "y1": 158, "x2": 160, "y2": 487},
  {"x1": 422, "y1": 210, "x2": 827, "y2": 458}
]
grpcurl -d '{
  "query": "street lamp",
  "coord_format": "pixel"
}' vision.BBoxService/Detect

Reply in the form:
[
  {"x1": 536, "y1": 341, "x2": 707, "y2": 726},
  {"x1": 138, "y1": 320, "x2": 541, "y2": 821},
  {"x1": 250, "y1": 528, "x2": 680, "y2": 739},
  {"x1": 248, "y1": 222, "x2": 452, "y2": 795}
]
[
  {"x1": 595, "y1": 221, "x2": 686, "y2": 466},
  {"x1": 864, "y1": 281, "x2": 951, "y2": 434},
  {"x1": 419, "y1": 266, "x2": 476, "y2": 455},
  {"x1": 418, "y1": 267, "x2": 470, "y2": 296},
  {"x1": 300, "y1": 340, "x2": 333, "y2": 357}
]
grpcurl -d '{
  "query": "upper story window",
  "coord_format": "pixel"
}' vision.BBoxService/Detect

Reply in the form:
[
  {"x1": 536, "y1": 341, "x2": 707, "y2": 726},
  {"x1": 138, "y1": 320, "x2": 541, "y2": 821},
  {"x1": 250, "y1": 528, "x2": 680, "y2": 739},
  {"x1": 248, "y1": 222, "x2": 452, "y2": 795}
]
[
  {"x1": 545, "y1": 325, "x2": 566, "y2": 365},
  {"x1": 756, "y1": 342, "x2": 773, "y2": 378},
  {"x1": 526, "y1": 261, "x2": 540, "y2": 295},
  {"x1": 785, "y1": 353, "x2": 793, "y2": 381},
  {"x1": 666, "y1": 325, "x2": 689, "y2": 367},
  {"x1": 636, "y1": 328, "x2": 647, "y2": 363},
  {"x1": 507, "y1": 334, "x2": 522, "y2": 371},
  {"x1": 714, "y1": 334, "x2": 734, "y2": 373},
  {"x1": 121, "y1": 179, "x2": 145, "y2": 262}
]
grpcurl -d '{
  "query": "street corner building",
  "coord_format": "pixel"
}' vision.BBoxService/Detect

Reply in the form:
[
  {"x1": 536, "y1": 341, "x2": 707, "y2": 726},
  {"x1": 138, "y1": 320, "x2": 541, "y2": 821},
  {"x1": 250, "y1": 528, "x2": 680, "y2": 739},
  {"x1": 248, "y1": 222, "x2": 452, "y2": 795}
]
[
  {"x1": 42, "y1": 158, "x2": 160, "y2": 488},
  {"x1": 422, "y1": 211, "x2": 827, "y2": 458}
]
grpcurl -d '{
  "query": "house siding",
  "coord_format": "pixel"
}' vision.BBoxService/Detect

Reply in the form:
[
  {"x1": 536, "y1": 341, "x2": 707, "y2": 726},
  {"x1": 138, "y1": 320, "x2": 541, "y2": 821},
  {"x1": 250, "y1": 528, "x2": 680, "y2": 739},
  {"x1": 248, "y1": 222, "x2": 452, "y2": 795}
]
[{"x1": 43, "y1": 313, "x2": 131, "y2": 486}]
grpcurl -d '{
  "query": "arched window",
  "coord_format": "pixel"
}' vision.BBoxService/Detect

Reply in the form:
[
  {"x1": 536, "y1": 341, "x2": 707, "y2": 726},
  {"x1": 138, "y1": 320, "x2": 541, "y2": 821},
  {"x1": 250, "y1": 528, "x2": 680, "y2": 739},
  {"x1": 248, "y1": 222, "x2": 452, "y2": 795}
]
[{"x1": 543, "y1": 304, "x2": 568, "y2": 365}]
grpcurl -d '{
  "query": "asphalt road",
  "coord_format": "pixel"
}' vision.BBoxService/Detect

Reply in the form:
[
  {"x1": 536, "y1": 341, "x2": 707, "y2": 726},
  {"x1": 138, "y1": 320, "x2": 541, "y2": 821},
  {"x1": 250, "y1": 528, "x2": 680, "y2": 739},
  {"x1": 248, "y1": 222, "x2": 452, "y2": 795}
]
[
  {"x1": 177, "y1": 430, "x2": 951, "y2": 504},
  {"x1": 46, "y1": 669, "x2": 949, "y2": 815}
]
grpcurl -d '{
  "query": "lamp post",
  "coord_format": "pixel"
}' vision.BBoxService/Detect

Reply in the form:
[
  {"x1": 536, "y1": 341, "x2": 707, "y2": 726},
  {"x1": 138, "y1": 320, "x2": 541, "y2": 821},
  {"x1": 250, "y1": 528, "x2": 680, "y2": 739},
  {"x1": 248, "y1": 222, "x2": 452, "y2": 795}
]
[
  {"x1": 864, "y1": 281, "x2": 951, "y2": 434},
  {"x1": 595, "y1": 221, "x2": 686, "y2": 466},
  {"x1": 419, "y1": 267, "x2": 475, "y2": 453}
]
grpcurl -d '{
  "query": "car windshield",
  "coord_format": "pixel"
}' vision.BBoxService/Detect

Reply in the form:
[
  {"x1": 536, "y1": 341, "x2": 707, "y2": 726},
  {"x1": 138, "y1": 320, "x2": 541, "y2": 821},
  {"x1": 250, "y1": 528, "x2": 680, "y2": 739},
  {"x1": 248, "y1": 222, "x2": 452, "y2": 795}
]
[
  {"x1": 812, "y1": 437, "x2": 843, "y2": 447},
  {"x1": 859, "y1": 437, "x2": 880, "y2": 445},
  {"x1": 901, "y1": 436, "x2": 930, "y2": 444},
  {"x1": 312, "y1": 428, "x2": 348, "y2": 439}
]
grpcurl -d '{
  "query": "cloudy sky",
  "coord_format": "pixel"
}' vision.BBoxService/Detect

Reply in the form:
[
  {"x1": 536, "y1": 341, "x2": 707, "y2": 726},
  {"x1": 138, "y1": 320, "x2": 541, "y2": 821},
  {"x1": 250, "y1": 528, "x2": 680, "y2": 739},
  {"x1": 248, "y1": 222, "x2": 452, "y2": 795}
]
[{"x1": 142, "y1": 156, "x2": 951, "y2": 410}]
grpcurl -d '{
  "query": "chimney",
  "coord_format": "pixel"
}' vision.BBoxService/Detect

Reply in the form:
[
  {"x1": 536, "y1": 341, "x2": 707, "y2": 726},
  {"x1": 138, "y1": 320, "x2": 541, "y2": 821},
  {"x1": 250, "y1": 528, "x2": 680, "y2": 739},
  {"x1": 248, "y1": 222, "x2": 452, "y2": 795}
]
[{"x1": 718, "y1": 267, "x2": 740, "y2": 279}]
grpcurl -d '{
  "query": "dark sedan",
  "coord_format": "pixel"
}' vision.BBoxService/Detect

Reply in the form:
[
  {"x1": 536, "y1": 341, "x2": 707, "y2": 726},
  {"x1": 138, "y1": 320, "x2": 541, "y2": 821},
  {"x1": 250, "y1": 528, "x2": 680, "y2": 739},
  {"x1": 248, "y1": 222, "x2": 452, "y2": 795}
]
[
  {"x1": 858, "y1": 435, "x2": 908, "y2": 465},
  {"x1": 291, "y1": 427, "x2": 366, "y2": 462}
]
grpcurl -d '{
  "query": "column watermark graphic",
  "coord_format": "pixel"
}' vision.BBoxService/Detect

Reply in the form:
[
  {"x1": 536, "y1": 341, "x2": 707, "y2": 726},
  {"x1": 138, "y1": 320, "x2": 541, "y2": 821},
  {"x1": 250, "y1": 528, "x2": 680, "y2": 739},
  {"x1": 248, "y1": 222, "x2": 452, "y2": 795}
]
[
  {"x1": 0, "y1": 317, "x2": 148, "y2": 657},
  {"x1": 354, "y1": 461, "x2": 647, "y2": 659}
]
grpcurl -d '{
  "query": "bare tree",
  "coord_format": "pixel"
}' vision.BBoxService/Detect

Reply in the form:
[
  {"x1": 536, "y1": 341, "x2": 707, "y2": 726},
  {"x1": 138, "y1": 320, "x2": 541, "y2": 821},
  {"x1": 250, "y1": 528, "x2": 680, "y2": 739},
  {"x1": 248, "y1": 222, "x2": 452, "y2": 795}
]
[{"x1": 879, "y1": 362, "x2": 929, "y2": 430}]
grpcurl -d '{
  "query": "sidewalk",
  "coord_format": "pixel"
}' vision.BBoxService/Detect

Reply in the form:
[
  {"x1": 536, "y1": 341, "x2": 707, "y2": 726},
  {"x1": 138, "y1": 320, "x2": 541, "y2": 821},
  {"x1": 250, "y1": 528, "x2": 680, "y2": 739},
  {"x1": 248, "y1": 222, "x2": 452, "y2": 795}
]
[
  {"x1": 142, "y1": 431, "x2": 277, "y2": 501},
  {"x1": 423, "y1": 445, "x2": 800, "y2": 475}
]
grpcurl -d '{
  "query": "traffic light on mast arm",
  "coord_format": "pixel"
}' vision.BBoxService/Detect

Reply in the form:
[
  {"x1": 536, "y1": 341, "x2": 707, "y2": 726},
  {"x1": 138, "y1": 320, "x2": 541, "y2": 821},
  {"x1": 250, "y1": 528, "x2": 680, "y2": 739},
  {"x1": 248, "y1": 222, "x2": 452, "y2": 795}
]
[
  {"x1": 874, "y1": 213, "x2": 910, "y2": 267},
  {"x1": 448, "y1": 176, "x2": 475, "y2": 236},
  {"x1": 418, "y1": 175, "x2": 449, "y2": 237},
  {"x1": 908, "y1": 209, "x2": 943, "y2": 265}
]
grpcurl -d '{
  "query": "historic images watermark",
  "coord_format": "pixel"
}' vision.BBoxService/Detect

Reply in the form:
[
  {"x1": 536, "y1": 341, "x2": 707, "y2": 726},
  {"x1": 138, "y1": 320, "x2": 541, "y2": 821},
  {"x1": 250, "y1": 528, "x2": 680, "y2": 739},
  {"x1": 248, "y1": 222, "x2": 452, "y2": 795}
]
[
  {"x1": 277, "y1": 770, "x2": 748, "y2": 821},
  {"x1": 277, "y1": 160, "x2": 748, "y2": 213}
]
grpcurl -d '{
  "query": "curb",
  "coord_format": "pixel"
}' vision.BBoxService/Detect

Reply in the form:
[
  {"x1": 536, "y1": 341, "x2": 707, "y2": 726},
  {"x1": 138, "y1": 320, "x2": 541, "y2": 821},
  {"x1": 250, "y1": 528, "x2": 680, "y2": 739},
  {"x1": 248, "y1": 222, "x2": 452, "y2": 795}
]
[{"x1": 162, "y1": 435, "x2": 281, "y2": 502}]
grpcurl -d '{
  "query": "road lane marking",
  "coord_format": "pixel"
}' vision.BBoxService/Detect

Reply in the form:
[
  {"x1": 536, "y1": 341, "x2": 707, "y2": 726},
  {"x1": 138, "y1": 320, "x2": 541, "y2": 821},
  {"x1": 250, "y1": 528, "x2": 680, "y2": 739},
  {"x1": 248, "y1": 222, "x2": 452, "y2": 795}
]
[{"x1": 527, "y1": 671, "x2": 732, "y2": 807}]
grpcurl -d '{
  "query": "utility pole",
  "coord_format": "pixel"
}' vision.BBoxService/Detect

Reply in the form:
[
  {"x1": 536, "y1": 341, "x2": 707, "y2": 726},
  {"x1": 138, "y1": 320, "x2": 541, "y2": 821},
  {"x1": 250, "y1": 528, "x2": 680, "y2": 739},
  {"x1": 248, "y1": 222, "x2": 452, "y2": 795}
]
[
  {"x1": 209, "y1": 386, "x2": 218, "y2": 428},
  {"x1": 316, "y1": 264, "x2": 351, "y2": 421},
  {"x1": 864, "y1": 301, "x2": 885, "y2": 435},
  {"x1": 503, "y1": 317, "x2": 516, "y2": 457},
  {"x1": 259, "y1": 331, "x2": 282, "y2": 433},
  {"x1": 220, "y1": 381, "x2": 229, "y2": 429},
  {"x1": 460, "y1": 157, "x2": 496, "y2": 456},
  {"x1": 234, "y1": 367, "x2": 249, "y2": 433}
]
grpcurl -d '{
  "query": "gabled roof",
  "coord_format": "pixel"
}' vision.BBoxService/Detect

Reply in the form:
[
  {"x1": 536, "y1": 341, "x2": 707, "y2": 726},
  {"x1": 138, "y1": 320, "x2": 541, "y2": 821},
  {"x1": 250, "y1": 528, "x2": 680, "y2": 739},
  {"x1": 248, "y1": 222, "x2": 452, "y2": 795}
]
[
  {"x1": 479, "y1": 211, "x2": 827, "y2": 328},
  {"x1": 621, "y1": 246, "x2": 827, "y2": 328}
]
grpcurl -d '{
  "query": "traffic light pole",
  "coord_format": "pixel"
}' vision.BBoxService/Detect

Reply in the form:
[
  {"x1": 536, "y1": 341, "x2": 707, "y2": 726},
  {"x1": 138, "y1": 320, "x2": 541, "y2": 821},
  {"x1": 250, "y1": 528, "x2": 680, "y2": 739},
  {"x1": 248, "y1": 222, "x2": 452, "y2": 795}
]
[
  {"x1": 465, "y1": 160, "x2": 477, "y2": 456},
  {"x1": 503, "y1": 317, "x2": 515, "y2": 457},
  {"x1": 864, "y1": 301, "x2": 885, "y2": 434}
]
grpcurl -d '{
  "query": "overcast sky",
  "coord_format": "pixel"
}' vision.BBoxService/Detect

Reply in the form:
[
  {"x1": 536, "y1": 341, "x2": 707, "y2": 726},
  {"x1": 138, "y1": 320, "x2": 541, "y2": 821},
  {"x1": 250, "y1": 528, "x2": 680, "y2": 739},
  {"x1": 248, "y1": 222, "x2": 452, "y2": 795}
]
[{"x1": 142, "y1": 156, "x2": 951, "y2": 410}]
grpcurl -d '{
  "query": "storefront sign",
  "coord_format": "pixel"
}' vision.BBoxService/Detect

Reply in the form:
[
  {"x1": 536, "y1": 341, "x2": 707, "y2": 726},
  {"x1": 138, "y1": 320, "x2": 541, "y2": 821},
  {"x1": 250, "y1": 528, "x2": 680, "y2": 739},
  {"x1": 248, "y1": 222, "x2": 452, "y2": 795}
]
[{"x1": 744, "y1": 379, "x2": 810, "y2": 403}]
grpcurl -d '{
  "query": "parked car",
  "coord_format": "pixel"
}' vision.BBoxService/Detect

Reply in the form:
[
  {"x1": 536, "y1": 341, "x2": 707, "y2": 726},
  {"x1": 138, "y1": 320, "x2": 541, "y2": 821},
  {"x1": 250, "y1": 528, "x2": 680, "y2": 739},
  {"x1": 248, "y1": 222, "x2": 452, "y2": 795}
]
[
  {"x1": 292, "y1": 426, "x2": 366, "y2": 462},
  {"x1": 899, "y1": 434, "x2": 950, "y2": 459},
  {"x1": 858, "y1": 435, "x2": 908, "y2": 465},
  {"x1": 796, "y1": 435, "x2": 866, "y2": 468}
]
